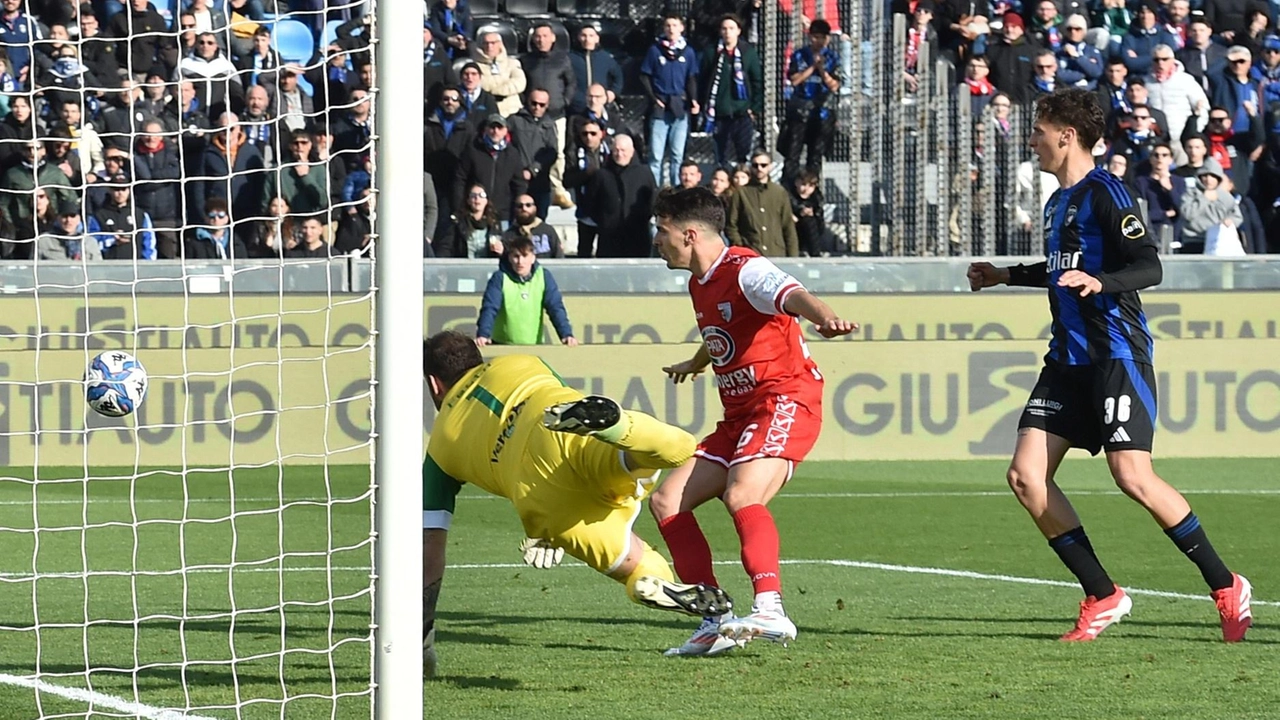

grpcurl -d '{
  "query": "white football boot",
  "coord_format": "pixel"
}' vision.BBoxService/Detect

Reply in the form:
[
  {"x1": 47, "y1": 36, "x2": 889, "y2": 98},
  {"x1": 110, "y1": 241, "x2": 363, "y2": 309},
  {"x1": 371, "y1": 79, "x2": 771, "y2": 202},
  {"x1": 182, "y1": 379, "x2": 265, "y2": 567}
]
[
  {"x1": 719, "y1": 607, "x2": 798, "y2": 645},
  {"x1": 664, "y1": 615, "x2": 742, "y2": 657}
]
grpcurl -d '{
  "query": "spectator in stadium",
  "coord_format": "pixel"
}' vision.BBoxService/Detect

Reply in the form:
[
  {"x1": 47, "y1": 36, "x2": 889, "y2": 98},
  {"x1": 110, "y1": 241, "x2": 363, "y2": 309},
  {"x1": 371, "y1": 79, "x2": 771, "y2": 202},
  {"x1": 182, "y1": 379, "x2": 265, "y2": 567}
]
[
  {"x1": 473, "y1": 31, "x2": 527, "y2": 118},
  {"x1": 963, "y1": 54, "x2": 998, "y2": 115},
  {"x1": 475, "y1": 235, "x2": 576, "y2": 346},
  {"x1": 238, "y1": 83, "x2": 276, "y2": 165},
  {"x1": 1211, "y1": 46, "x2": 1261, "y2": 127},
  {"x1": 589, "y1": 133, "x2": 657, "y2": 258},
  {"x1": 457, "y1": 61, "x2": 496, "y2": 118},
  {"x1": 225, "y1": 0, "x2": 264, "y2": 61},
  {"x1": 1228, "y1": 174, "x2": 1266, "y2": 252},
  {"x1": 196, "y1": 113, "x2": 266, "y2": 223},
  {"x1": 422, "y1": 25, "x2": 456, "y2": 111},
  {"x1": 902, "y1": 0, "x2": 938, "y2": 96},
  {"x1": 424, "y1": 86, "x2": 471, "y2": 236},
  {"x1": 568, "y1": 23, "x2": 623, "y2": 114},
  {"x1": 1163, "y1": 0, "x2": 1192, "y2": 47},
  {"x1": 1237, "y1": 8, "x2": 1273, "y2": 59},
  {"x1": 336, "y1": 187, "x2": 373, "y2": 256},
  {"x1": 1202, "y1": 104, "x2": 1264, "y2": 198},
  {"x1": 708, "y1": 166, "x2": 733, "y2": 207},
  {"x1": 169, "y1": 79, "x2": 212, "y2": 136},
  {"x1": 507, "y1": 87, "x2": 560, "y2": 219},
  {"x1": 38, "y1": 200, "x2": 102, "y2": 260},
  {"x1": 174, "y1": 11, "x2": 198, "y2": 63},
  {"x1": 1109, "y1": 104, "x2": 1161, "y2": 175},
  {"x1": 563, "y1": 118, "x2": 610, "y2": 258},
  {"x1": 987, "y1": 11, "x2": 1036, "y2": 103},
  {"x1": 452, "y1": 114, "x2": 527, "y2": 224},
  {"x1": 86, "y1": 147, "x2": 132, "y2": 214},
  {"x1": 1260, "y1": 34, "x2": 1280, "y2": 102},
  {"x1": 55, "y1": 99, "x2": 104, "y2": 181},
  {"x1": 332, "y1": 87, "x2": 372, "y2": 171},
  {"x1": 1120, "y1": 4, "x2": 1176, "y2": 77},
  {"x1": 38, "y1": 45, "x2": 107, "y2": 113},
  {"x1": 1146, "y1": 44, "x2": 1208, "y2": 161},
  {"x1": 285, "y1": 215, "x2": 332, "y2": 258},
  {"x1": 1175, "y1": 132, "x2": 1210, "y2": 176},
  {"x1": 1095, "y1": 58, "x2": 1130, "y2": 115},
  {"x1": 188, "y1": 0, "x2": 230, "y2": 51},
  {"x1": 1028, "y1": 0, "x2": 1064, "y2": 52},
  {"x1": 523, "y1": 23, "x2": 575, "y2": 210},
  {"x1": 1105, "y1": 152, "x2": 1129, "y2": 177},
  {"x1": 732, "y1": 162, "x2": 750, "y2": 188},
  {"x1": 1135, "y1": 141, "x2": 1187, "y2": 239},
  {"x1": 569, "y1": 82, "x2": 633, "y2": 150},
  {"x1": 76, "y1": 9, "x2": 121, "y2": 86},
  {"x1": 725, "y1": 150, "x2": 799, "y2": 256},
  {"x1": 502, "y1": 192, "x2": 564, "y2": 258},
  {"x1": 184, "y1": 196, "x2": 247, "y2": 259},
  {"x1": 790, "y1": 169, "x2": 831, "y2": 256},
  {"x1": 261, "y1": 128, "x2": 328, "y2": 216},
  {"x1": 92, "y1": 169, "x2": 157, "y2": 260},
  {"x1": 310, "y1": 124, "x2": 346, "y2": 210},
  {"x1": 781, "y1": 19, "x2": 840, "y2": 186},
  {"x1": 1091, "y1": 0, "x2": 1132, "y2": 54},
  {"x1": 1112, "y1": 78, "x2": 1170, "y2": 141},
  {"x1": 427, "y1": 0, "x2": 473, "y2": 60},
  {"x1": 235, "y1": 27, "x2": 279, "y2": 89},
  {"x1": 699, "y1": 14, "x2": 762, "y2": 168},
  {"x1": 1054, "y1": 15, "x2": 1103, "y2": 90},
  {"x1": 252, "y1": 195, "x2": 298, "y2": 257},
  {"x1": 305, "y1": 43, "x2": 354, "y2": 115},
  {"x1": 133, "y1": 119, "x2": 183, "y2": 258},
  {"x1": 439, "y1": 182, "x2": 503, "y2": 258},
  {"x1": 0, "y1": 0, "x2": 44, "y2": 89},
  {"x1": 0, "y1": 94, "x2": 36, "y2": 173},
  {"x1": 678, "y1": 160, "x2": 702, "y2": 189},
  {"x1": 1179, "y1": 157, "x2": 1242, "y2": 253},
  {"x1": 273, "y1": 65, "x2": 312, "y2": 133},
  {"x1": 1178, "y1": 18, "x2": 1225, "y2": 93},
  {"x1": 44, "y1": 127, "x2": 82, "y2": 187},
  {"x1": 177, "y1": 31, "x2": 242, "y2": 115},
  {"x1": 137, "y1": 73, "x2": 170, "y2": 127},
  {"x1": 109, "y1": 0, "x2": 174, "y2": 81},
  {"x1": 98, "y1": 81, "x2": 149, "y2": 152},
  {"x1": 640, "y1": 13, "x2": 700, "y2": 188}
]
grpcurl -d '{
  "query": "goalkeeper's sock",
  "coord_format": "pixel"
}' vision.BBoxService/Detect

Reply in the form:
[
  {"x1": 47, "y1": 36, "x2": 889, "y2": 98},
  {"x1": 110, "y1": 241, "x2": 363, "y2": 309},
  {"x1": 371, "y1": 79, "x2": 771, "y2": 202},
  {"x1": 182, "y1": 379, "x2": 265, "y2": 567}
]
[
  {"x1": 596, "y1": 410, "x2": 696, "y2": 470},
  {"x1": 657, "y1": 512, "x2": 719, "y2": 587},
  {"x1": 1164, "y1": 512, "x2": 1234, "y2": 591},
  {"x1": 623, "y1": 541, "x2": 676, "y2": 604},
  {"x1": 1049, "y1": 526, "x2": 1115, "y2": 599},
  {"x1": 732, "y1": 504, "x2": 782, "y2": 596}
]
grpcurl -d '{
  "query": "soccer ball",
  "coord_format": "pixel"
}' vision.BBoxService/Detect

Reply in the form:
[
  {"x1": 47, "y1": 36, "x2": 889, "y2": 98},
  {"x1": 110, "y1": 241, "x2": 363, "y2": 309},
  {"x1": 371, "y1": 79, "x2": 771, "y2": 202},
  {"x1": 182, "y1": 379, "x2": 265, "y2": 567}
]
[{"x1": 85, "y1": 351, "x2": 149, "y2": 417}]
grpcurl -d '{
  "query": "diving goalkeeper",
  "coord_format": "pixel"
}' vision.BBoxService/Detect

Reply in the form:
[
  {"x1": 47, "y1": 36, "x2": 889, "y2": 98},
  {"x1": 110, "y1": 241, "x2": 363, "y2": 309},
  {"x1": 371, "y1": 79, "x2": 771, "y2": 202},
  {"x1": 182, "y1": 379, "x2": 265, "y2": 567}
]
[{"x1": 423, "y1": 331, "x2": 734, "y2": 677}]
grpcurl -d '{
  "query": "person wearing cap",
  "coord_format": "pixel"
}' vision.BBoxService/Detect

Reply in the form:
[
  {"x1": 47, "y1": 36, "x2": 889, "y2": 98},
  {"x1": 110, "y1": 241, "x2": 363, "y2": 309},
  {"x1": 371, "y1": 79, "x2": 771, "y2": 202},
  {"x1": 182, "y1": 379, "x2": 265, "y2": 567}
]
[
  {"x1": 456, "y1": 61, "x2": 497, "y2": 118},
  {"x1": 37, "y1": 200, "x2": 103, "y2": 261},
  {"x1": 1210, "y1": 46, "x2": 1261, "y2": 131},
  {"x1": 1120, "y1": 3, "x2": 1178, "y2": 77},
  {"x1": 988, "y1": 10, "x2": 1037, "y2": 103},
  {"x1": 569, "y1": 23, "x2": 623, "y2": 115},
  {"x1": 452, "y1": 113, "x2": 528, "y2": 224},
  {"x1": 1258, "y1": 34, "x2": 1280, "y2": 107},
  {"x1": 781, "y1": 17, "x2": 841, "y2": 187},
  {"x1": 472, "y1": 30, "x2": 527, "y2": 117},
  {"x1": 1054, "y1": 15, "x2": 1103, "y2": 91},
  {"x1": 1178, "y1": 157, "x2": 1242, "y2": 253},
  {"x1": 273, "y1": 64, "x2": 314, "y2": 133},
  {"x1": 91, "y1": 169, "x2": 157, "y2": 260}
]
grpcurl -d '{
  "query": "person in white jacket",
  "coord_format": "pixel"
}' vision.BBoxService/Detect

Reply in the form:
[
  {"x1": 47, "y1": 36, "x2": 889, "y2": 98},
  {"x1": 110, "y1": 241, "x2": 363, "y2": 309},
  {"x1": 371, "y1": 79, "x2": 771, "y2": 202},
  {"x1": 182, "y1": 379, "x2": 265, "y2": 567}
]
[{"x1": 1144, "y1": 44, "x2": 1208, "y2": 164}]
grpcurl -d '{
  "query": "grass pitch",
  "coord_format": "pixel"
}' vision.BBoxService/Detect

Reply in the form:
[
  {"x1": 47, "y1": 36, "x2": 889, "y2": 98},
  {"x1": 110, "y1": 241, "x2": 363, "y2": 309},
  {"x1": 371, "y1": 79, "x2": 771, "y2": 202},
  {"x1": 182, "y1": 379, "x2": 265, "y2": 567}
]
[{"x1": 0, "y1": 459, "x2": 1275, "y2": 718}]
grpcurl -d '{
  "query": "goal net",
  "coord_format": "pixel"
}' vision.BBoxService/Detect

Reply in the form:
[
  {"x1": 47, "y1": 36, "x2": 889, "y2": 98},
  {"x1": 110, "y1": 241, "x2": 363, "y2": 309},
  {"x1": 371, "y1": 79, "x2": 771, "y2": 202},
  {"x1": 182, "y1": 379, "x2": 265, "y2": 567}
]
[{"x1": 0, "y1": 0, "x2": 409, "y2": 713}]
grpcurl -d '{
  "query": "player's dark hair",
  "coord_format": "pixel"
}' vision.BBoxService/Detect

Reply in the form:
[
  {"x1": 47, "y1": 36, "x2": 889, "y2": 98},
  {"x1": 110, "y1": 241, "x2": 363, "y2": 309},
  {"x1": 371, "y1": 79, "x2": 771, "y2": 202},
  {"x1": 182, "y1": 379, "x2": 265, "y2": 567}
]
[
  {"x1": 424, "y1": 331, "x2": 483, "y2": 387},
  {"x1": 1035, "y1": 88, "x2": 1106, "y2": 152},
  {"x1": 652, "y1": 186, "x2": 725, "y2": 234}
]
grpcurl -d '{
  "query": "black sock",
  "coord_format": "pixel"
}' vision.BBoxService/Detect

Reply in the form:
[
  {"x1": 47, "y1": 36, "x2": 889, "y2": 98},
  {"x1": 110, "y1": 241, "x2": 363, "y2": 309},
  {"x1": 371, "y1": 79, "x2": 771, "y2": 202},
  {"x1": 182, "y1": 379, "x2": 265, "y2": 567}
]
[
  {"x1": 1049, "y1": 527, "x2": 1115, "y2": 599},
  {"x1": 1165, "y1": 512, "x2": 1234, "y2": 591}
]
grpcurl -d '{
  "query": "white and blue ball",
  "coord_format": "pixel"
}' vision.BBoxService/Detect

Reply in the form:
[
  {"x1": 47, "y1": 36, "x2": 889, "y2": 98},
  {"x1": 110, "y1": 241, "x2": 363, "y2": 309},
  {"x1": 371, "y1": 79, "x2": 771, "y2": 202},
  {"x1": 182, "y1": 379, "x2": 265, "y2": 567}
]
[{"x1": 85, "y1": 351, "x2": 148, "y2": 417}]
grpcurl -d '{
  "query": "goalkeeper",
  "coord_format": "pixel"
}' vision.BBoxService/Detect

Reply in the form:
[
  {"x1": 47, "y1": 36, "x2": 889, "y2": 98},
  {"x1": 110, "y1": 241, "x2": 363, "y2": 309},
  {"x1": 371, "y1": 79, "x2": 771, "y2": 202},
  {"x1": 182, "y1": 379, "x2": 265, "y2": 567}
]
[{"x1": 423, "y1": 331, "x2": 733, "y2": 677}]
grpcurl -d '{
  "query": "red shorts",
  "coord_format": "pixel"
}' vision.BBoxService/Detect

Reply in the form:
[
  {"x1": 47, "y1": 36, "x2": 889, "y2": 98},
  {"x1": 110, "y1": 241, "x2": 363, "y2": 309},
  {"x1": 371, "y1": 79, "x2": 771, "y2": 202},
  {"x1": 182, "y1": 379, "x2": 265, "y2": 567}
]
[{"x1": 696, "y1": 394, "x2": 822, "y2": 469}]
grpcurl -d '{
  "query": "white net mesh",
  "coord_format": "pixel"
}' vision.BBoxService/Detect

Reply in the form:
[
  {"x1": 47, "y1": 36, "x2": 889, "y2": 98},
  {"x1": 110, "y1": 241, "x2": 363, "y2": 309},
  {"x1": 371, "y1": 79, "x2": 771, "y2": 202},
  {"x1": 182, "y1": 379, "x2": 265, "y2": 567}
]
[{"x1": 0, "y1": 0, "x2": 377, "y2": 715}]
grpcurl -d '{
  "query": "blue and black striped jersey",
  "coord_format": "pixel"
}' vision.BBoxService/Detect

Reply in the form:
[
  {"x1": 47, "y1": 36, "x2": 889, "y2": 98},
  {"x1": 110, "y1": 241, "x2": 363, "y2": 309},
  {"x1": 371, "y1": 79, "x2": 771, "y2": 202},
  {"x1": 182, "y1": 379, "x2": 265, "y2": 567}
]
[{"x1": 1041, "y1": 167, "x2": 1160, "y2": 366}]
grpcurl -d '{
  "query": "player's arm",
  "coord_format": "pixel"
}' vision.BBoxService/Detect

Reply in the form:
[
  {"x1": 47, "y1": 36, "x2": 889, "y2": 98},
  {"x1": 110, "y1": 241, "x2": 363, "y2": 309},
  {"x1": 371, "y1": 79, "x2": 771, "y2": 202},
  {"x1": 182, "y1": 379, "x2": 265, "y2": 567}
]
[
  {"x1": 1059, "y1": 185, "x2": 1162, "y2": 297},
  {"x1": 782, "y1": 289, "x2": 858, "y2": 338},
  {"x1": 740, "y1": 256, "x2": 858, "y2": 338},
  {"x1": 967, "y1": 261, "x2": 1048, "y2": 290},
  {"x1": 663, "y1": 343, "x2": 711, "y2": 383}
]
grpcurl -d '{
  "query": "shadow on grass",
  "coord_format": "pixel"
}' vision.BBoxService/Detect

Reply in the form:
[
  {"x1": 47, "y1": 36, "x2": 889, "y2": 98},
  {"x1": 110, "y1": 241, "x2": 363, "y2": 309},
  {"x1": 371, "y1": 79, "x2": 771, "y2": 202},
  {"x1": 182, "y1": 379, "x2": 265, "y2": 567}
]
[
  {"x1": 0, "y1": 662, "x2": 369, "y2": 689},
  {"x1": 433, "y1": 674, "x2": 522, "y2": 691},
  {"x1": 439, "y1": 610, "x2": 691, "y2": 632}
]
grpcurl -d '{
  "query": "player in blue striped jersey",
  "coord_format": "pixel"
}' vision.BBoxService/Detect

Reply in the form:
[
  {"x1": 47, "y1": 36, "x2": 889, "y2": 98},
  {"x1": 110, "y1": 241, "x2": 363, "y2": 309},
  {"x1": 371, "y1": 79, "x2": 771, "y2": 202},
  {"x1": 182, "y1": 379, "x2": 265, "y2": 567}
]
[{"x1": 968, "y1": 89, "x2": 1252, "y2": 643}]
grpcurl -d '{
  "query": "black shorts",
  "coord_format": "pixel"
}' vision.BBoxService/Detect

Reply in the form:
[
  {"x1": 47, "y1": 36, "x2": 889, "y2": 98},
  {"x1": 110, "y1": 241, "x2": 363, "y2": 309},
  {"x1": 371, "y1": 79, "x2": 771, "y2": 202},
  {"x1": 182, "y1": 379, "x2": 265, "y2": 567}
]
[{"x1": 1018, "y1": 360, "x2": 1158, "y2": 455}]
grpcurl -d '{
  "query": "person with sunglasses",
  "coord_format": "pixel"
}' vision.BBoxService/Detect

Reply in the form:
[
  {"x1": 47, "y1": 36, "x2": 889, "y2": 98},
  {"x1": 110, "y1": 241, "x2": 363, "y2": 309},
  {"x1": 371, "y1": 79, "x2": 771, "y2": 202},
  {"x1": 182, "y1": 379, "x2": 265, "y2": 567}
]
[
  {"x1": 184, "y1": 196, "x2": 247, "y2": 260},
  {"x1": 177, "y1": 31, "x2": 243, "y2": 115},
  {"x1": 506, "y1": 87, "x2": 560, "y2": 218},
  {"x1": 724, "y1": 150, "x2": 798, "y2": 256},
  {"x1": 501, "y1": 192, "x2": 564, "y2": 258},
  {"x1": 1144, "y1": 43, "x2": 1208, "y2": 162}
]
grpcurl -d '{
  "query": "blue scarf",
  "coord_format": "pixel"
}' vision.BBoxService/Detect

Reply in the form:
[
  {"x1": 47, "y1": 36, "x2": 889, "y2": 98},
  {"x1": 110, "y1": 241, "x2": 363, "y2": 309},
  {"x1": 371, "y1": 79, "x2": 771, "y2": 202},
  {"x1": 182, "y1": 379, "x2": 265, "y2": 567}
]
[
  {"x1": 436, "y1": 107, "x2": 465, "y2": 138},
  {"x1": 483, "y1": 132, "x2": 508, "y2": 153},
  {"x1": 197, "y1": 227, "x2": 230, "y2": 257},
  {"x1": 1034, "y1": 77, "x2": 1056, "y2": 93}
]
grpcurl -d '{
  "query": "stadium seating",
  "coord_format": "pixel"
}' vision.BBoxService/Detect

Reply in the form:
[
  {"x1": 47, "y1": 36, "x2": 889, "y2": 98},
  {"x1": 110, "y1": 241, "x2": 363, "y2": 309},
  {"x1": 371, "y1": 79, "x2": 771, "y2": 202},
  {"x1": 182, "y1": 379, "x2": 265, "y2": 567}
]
[
  {"x1": 272, "y1": 18, "x2": 317, "y2": 64},
  {"x1": 507, "y1": 0, "x2": 551, "y2": 16},
  {"x1": 320, "y1": 19, "x2": 346, "y2": 52},
  {"x1": 468, "y1": 0, "x2": 502, "y2": 15}
]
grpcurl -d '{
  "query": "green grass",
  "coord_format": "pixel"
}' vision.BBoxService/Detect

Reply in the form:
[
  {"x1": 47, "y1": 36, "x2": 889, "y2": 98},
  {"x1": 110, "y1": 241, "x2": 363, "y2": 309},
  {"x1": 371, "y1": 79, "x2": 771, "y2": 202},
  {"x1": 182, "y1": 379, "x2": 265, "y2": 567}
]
[{"x1": 0, "y1": 459, "x2": 1277, "y2": 718}]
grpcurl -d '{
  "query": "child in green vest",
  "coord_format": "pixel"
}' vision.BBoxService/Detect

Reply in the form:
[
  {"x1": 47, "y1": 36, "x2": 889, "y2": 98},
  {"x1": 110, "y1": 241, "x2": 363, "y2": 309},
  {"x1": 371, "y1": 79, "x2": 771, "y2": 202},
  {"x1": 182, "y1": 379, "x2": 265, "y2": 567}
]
[{"x1": 476, "y1": 237, "x2": 578, "y2": 346}]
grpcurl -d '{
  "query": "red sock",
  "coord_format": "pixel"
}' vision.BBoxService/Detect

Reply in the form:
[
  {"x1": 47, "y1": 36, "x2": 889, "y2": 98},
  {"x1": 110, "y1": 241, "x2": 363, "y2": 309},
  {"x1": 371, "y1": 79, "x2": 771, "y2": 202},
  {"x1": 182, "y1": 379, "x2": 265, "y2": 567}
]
[
  {"x1": 732, "y1": 504, "x2": 782, "y2": 595},
  {"x1": 656, "y1": 512, "x2": 718, "y2": 587}
]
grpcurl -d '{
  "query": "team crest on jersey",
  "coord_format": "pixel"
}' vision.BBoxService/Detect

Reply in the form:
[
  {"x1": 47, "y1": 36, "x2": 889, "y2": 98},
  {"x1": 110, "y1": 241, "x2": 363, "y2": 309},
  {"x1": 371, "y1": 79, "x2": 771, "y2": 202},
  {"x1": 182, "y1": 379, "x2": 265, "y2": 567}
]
[
  {"x1": 701, "y1": 327, "x2": 736, "y2": 367},
  {"x1": 1064, "y1": 205, "x2": 1078, "y2": 226},
  {"x1": 1120, "y1": 214, "x2": 1145, "y2": 240},
  {"x1": 718, "y1": 302, "x2": 733, "y2": 322}
]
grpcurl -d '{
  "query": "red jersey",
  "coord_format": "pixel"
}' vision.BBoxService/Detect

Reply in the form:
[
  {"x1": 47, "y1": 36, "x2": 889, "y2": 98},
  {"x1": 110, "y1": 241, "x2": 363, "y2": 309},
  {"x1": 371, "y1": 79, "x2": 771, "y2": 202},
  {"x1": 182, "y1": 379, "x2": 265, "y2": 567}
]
[{"x1": 689, "y1": 247, "x2": 823, "y2": 419}]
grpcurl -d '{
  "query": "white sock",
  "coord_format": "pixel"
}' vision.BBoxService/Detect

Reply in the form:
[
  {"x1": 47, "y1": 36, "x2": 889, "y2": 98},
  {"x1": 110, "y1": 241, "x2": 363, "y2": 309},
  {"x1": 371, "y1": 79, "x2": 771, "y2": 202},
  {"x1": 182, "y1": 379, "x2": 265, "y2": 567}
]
[{"x1": 753, "y1": 591, "x2": 783, "y2": 613}]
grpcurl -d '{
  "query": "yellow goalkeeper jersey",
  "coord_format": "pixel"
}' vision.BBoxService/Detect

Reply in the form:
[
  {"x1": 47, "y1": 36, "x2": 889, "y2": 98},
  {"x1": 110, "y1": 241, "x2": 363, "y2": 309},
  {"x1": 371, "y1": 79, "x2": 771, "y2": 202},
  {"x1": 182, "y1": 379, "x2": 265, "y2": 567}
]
[{"x1": 423, "y1": 354, "x2": 578, "y2": 529}]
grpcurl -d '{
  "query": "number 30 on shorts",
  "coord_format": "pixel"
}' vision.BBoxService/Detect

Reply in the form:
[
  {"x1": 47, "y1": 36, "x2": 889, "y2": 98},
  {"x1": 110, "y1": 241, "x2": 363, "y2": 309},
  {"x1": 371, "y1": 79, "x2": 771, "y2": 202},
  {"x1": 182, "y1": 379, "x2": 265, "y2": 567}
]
[{"x1": 1103, "y1": 395, "x2": 1131, "y2": 425}]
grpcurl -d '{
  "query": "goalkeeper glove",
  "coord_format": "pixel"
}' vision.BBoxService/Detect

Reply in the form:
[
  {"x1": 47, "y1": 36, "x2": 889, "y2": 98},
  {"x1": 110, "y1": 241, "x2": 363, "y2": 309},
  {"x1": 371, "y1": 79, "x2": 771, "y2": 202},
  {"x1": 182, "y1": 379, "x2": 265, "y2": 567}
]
[
  {"x1": 519, "y1": 537, "x2": 565, "y2": 569},
  {"x1": 424, "y1": 626, "x2": 437, "y2": 679}
]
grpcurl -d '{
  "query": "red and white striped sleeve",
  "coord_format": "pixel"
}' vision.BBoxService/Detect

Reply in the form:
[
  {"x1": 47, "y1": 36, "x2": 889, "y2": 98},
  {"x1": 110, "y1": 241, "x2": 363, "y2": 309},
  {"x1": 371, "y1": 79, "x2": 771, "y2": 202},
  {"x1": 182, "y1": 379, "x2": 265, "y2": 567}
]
[{"x1": 737, "y1": 256, "x2": 805, "y2": 316}]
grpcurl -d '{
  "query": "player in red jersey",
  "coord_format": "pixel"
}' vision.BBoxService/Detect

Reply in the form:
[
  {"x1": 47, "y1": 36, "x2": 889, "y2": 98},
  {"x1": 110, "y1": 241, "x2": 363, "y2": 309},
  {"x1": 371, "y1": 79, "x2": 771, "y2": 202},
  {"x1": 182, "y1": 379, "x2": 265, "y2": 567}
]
[{"x1": 648, "y1": 186, "x2": 857, "y2": 655}]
